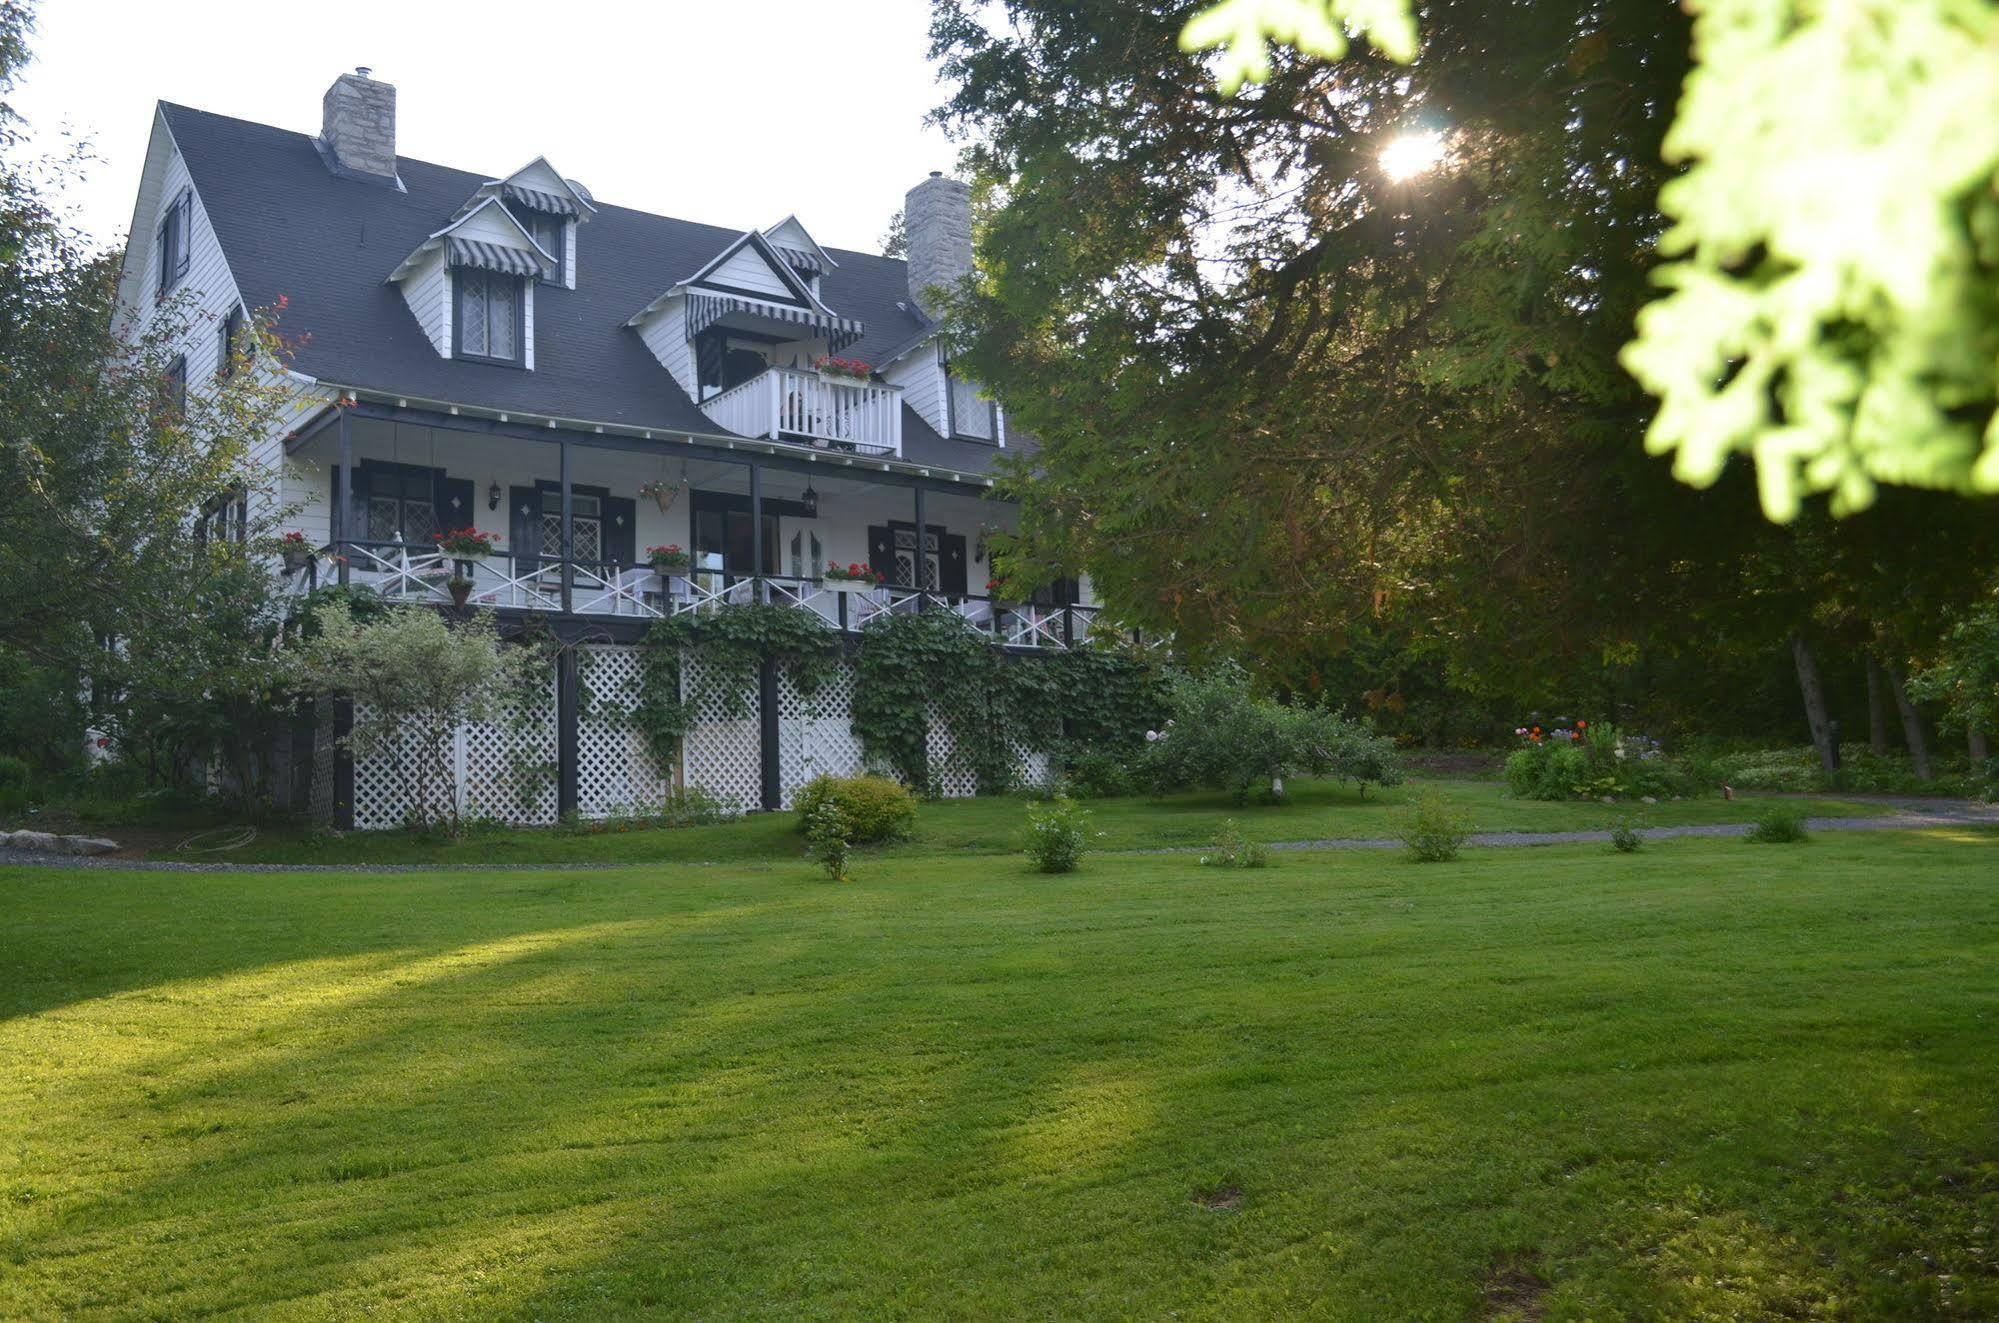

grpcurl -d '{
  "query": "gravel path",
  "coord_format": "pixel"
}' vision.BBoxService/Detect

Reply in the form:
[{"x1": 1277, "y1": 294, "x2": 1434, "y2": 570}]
[{"x1": 2, "y1": 801, "x2": 1993, "y2": 874}]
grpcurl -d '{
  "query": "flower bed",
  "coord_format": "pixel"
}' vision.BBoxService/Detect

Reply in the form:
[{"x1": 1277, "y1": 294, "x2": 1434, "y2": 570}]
[{"x1": 1504, "y1": 719, "x2": 1698, "y2": 802}]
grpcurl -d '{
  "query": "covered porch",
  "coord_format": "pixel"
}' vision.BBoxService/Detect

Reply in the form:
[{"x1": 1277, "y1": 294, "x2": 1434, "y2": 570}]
[{"x1": 281, "y1": 402, "x2": 1096, "y2": 648}]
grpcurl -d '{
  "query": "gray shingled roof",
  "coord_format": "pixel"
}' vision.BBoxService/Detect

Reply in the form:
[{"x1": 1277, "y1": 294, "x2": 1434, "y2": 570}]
[{"x1": 161, "y1": 102, "x2": 1014, "y2": 475}]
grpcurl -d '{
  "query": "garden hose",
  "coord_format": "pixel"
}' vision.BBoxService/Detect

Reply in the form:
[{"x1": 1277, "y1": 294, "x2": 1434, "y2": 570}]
[{"x1": 176, "y1": 825, "x2": 259, "y2": 854}]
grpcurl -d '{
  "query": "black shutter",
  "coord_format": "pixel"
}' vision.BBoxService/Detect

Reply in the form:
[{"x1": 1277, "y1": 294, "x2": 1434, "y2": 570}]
[
  {"x1": 155, "y1": 219, "x2": 170, "y2": 299},
  {"x1": 339, "y1": 463, "x2": 372, "y2": 545},
  {"x1": 867, "y1": 525, "x2": 895, "y2": 583},
  {"x1": 605, "y1": 496, "x2": 637, "y2": 567},
  {"x1": 435, "y1": 474, "x2": 475, "y2": 539},
  {"x1": 939, "y1": 532, "x2": 968, "y2": 596},
  {"x1": 509, "y1": 485, "x2": 540, "y2": 576}
]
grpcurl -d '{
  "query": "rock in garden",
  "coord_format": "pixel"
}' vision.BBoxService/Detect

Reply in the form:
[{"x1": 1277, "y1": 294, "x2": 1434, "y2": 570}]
[
  {"x1": 1640, "y1": 796, "x2": 1658, "y2": 804},
  {"x1": 5, "y1": 830, "x2": 58, "y2": 852},
  {"x1": 64, "y1": 836, "x2": 120, "y2": 856}
]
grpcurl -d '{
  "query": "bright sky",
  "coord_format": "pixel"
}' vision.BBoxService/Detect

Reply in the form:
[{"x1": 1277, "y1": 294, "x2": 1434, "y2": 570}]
[{"x1": 9, "y1": 0, "x2": 961, "y2": 256}]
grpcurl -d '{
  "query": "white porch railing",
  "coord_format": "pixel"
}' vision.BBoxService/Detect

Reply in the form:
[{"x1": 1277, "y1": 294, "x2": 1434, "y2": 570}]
[
  {"x1": 293, "y1": 547, "x2": 1102, "y2": 648},
  {"x1": 700, "y1": 368, "x2": 901, "y2": 455}
]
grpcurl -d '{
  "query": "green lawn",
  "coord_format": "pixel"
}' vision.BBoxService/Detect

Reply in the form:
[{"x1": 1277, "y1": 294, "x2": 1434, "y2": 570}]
[
  {"x1": 4, "y1": 829, "x2": 1996, "y2": 1318},
  {"x1": 207, "y1": 776, "x2": 1894, "y2": 867}
]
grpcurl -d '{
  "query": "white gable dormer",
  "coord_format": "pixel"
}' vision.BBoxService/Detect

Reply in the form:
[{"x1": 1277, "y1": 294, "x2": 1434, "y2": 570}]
[
  {"x1": 469, "y1": 157, "x2": 595, "y2": 290},
  {"x1": 763, "y1": 214, "x2": 838, "y2": 298},
  {"x1": 388, "y1": 196, "x2": 554, "y2": 366}
]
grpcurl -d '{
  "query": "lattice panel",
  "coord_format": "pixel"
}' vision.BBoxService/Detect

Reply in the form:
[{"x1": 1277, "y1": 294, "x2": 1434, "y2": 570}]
[
  {"x1": 925, "y1": 701, "x2": 980, "y2": 799},
  {"x1": 681, "y1": 653, "x2": 760, "y2": 814},
  {"x1": 578, "y1": 644, "x2": 671, "y2": 817},
  {"x1": 348, "y1": 672, "x2": 559, "y2": 830},
  {"x1": 309, "y1": 705, "x2": 335, "y2": 824},
  {"x1": 777, "y1": 660, "x2": 866, "y2": 808}
]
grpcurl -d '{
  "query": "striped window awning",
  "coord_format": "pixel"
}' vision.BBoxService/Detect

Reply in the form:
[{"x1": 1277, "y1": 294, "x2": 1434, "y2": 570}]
[
  {"x1": 503, "y1": 182, "x2": 584, "y2": 216},
  {"x1": 684, "y1": 292, "x2": 864, "y2": 351},
  {"x1": 446, "y1": 237, "x2": 548, "y2": 277},
  {"x1": 770, "y1": 244, "x2": 825, "y2": 276}
]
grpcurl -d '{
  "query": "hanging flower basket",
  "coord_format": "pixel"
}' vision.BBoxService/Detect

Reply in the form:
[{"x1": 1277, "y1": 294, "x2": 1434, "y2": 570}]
[
  {"x1": 448, "y1": 577, "x2": 474, "y2": 608},
  {"x1": 279, "y1": 530, "x2": 312, "y2": 572},
  {"x1": 639, "y1": 479, "x2": 681, "y2": 513}
]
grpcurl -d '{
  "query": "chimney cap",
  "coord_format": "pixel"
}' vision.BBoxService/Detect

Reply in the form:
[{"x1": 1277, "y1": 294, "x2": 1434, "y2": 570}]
[
  {"x1": 355, "y1": 66, "x2": 373, "y2": 77},
  {"x1": 928, "y1": 170, "x2": 942, "y2": 178}
]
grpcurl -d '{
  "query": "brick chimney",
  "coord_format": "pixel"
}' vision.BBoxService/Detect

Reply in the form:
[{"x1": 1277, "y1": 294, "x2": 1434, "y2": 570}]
[
  {"x1": 904, "y1": 171, "x2": 973, "y2": 319},
  {"x1": 319, "y1": 67, "x2": 398, "y2": 183}
]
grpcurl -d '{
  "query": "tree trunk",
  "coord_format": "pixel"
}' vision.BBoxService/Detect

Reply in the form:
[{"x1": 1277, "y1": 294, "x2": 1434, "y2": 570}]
[
  {"x1": 1969, "y1": 725, "x2": 1989, "y2": 764},
  {"x1": 1864, "y1": 653, "x2": 1890, "y2": 754},
  {"x1": 1883, "y1": 662, "x2": 1932, "y2": 781},
  {"x1": 1791, "y1": 635, "x2": 1838, "y2": 775}
]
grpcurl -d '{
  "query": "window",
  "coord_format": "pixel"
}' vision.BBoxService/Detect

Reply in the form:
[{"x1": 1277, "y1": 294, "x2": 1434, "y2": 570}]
[
  {"x1": 537, "y1": 490, "x2": 601, "y2": 563},
  {"x1": 365, "y1": 467, "x2": 440, "y2": 545},
  {"x1": 216, "y1": 306, "x2": 244, "y2": 379},
  {"x1": 893, "y1": 525, "x2": 941, "y2": 589},
  {"x1": 199, "y1": 490, "x2": 247, "y2": 546},
  {"x1": 162, "y1": 355, "x2": 187, "y2": 420},
  {"x1": 155, "y1": 190, "x2": 192, "y2": 301},
  {"x1": 527, "y1": 213, "x2": 565, "y2": 286},
  {"x1": 453, "y1": 267, "x2": 523, "y2": 365}
]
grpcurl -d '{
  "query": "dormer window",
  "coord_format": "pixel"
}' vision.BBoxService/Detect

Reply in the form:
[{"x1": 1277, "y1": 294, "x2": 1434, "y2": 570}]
[
  {"x1": 454, "y1": 268, "x2": 523, "y2": 365},
  {"x1": 514, "y1": 210, "x2": 566, "y2": 286}
]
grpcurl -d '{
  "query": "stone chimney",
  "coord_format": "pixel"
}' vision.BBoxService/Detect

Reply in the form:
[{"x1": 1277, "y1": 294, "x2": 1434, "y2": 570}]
[
  {"x1": 319, "y1": 67, "x2": 398, "y2": 183},
  {"x1": 904, "y1": 171, "x2": 973, "y2": 319}
]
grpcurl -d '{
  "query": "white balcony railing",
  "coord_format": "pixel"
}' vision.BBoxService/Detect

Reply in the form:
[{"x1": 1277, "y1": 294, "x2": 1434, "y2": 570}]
[{"x1": 700, "y1": 368, "x2": 901, "y2": 456}]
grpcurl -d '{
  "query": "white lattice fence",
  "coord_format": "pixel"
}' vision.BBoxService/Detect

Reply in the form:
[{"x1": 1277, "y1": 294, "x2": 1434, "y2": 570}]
[
  {"x1": 349, "y1": 672, "x2": 559, "y2": 829},
  {"x1": 681, "y1": 653, "x2": 760, "y2": 814},
  {"x1": 578, "y1": 644, "x2": 671, "y2": 817},
  {"x1": 777, "y1": 660, "x2": 867, "y2": 808}
]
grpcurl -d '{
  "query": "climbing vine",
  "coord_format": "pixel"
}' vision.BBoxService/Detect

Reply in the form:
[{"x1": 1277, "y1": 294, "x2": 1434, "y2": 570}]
[{"x1": 628, "y1": 604, "x2": 840, "y2": 766}]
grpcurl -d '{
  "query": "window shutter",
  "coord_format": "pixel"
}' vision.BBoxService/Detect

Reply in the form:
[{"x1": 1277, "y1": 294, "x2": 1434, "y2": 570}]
[
  {"x1": 939, "y1": 533, "x2": 968, "y2": 596},
  {"x1": 605, "y1": 496, "x2": 637, "y2": 567},
  {"x1": 175, "y1": 194, "x2": 191, "y2": 279},
  {"x1": 867, "y1": 525, "x2": 895, "y2": 583},
  {"x1": 435, "y1": 474, "x2": 475, "y2": 538},
  {"x1": 155, "y1": 220, "x2": 170, "y2": 299},
  {"x1": 508, "y1": 485, "x2": 540, "y2": 576}
]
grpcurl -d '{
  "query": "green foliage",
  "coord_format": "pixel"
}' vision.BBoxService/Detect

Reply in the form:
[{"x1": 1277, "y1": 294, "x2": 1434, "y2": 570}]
[
  {"x1": 0, "y1": 753, "x2": 29, "y2": 790},
  {"x1": 286, "y1": 603, "x2": 547, "y2": 831},
  {"x1": 1398, "y1": 788, "x2": 1474, "y2": 863},
  {"x1": 804, "y1": 800, "x2": 853, "y2": 882},
  {"x1": 631, "y1": 604, "x2": 840, "y2": 767},
  {"x1": 1504, "y1": 725, "x2": 1694, "y2": 802},
  {"x1": 1746, "y1": 802, "x2": 1811, "y2": 845},
  {"x1": 792, "y1": 774, "x2": 917, "y2": 844},
  {"x1": 1199, "y1": 819, "x2": 1271, "y2": 868},
  {"x1": 1909, "y1": 593, "x2": 1999, "y2": 737},
  {"x1": 1057, "y1": 743, "x2": 1139, "y2": 799},
  {"x1": 1609, "y1": 814, "x2": 1645, "y2": 854},
  {"x1": 1139, "y1": 663, "x2": 1402, "y2": 804},
  {"x1": 660, "y1": 786, "x2": 738, "y2": 827},
  {"x1": 1179, "y1": 0, "x2": 1416, "y2": 94},
  {"x1": 1024, "y1": 796, "x2": 1092, "y2": 873},
  {"x1": 1623, "y1": 0, "x2": 1999, "y2": 521}
]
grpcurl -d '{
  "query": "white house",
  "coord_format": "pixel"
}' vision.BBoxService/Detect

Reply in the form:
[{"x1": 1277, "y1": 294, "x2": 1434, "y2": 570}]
[{"x1": 115, "y1": 69, "x2": 1096, "y2": 826}]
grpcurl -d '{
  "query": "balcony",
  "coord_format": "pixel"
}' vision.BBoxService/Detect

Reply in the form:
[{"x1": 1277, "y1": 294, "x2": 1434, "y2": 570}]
[
  {"x1": 700, "y1": 367, "x2": 901, "y2": 456},
  {"x1": 286, "y1": 543, "x2": 1099, "y2": 649}
]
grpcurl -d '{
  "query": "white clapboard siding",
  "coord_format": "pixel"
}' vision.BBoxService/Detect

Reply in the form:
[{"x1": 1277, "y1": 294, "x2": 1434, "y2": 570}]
[
  {"x1": 704, "y1": 244, "x2": 795, "y2": 300},
  {"x1": 400, "y1": 247, "x2": 451, "y2": 356},
  {"x1": 638, "y1": 296, "x2": 697, "y2": 396},
  {"x1": 884, "y1": 342, "x2": 945, "y2": 436}
]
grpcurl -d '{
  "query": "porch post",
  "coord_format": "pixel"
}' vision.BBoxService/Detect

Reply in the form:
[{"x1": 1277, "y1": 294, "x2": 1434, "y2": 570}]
[
  {"x1": 556, "y1": 645, "x2": 580, "y2": 820},
  {"x1": 748, "y1": 460, "x2": 764, "y2": 598},
  {"x1": 559, "y1": 440, "x2": 574, "y2": 614},
  {"x1": 913, "y1": 485, "x2": 928, "y2": 601},
  {"x1": 334, "y1": 406, "x2": 352, "y2": 587}
]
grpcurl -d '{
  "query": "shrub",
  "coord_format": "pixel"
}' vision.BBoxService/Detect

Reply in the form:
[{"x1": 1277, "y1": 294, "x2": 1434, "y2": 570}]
[
  {"x1": 1506, "y1": 721, "x2": 1696, "y2": 801},
  {"x1": 1024, "y1": 796, "x2": 1091, "y2": 873},
  {"x1": 1609, "y1": 815, "x2": 1644, "y2": 853},
  {"x1": 1200, "y1": 819, "x2": 1270, "y2": 868},
  {"x1": 1398, "y1": 789, "x2": 1474, "y2": 863},
  {"x1": 661, "y1": 786, "x2": 738, "y2": 827},
  {"x1": 792, "y1": 774, "x2": 916, "y2": 843},
  {"x1": 1061, "y1": 744, "x2": 1137, "y2": 799},
  {"x1": 0, "y1": 754, "x2": 29, "y2": 790},
  {"x1": 1139, "y1": 662, "x2": 1402, "y2": 803},
  {"x1": 1746, "y1": 802, "x2": 1810, "y2": 844},
  {"x1": 804, "y1": 801, "x2": 852, "y2": 881}
]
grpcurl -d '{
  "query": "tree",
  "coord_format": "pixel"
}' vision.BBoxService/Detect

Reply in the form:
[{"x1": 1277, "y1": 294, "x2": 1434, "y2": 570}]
[
  {"x1": 1138, "y1": 662, "x2": 1401, "y2": 802},
  {"x1": 286, "y1": 603, "x2": 548, "y2": 831},
  {"x1": 1175, "y1": 0, "x2": 1999, "y2": 521}
]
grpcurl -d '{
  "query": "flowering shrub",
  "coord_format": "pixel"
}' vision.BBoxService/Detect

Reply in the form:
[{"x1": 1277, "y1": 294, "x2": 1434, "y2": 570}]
[
  {"x1": 434, "y1": 527, "x2": 502, "y2": 558},
  {"x1": 814, "y1": 356, "x2": 873, "y2": 380},
  {"x1": 646, "y1": 544, "x2": 691, "y2": 571},
  {"x1": 824, "y1": 560, "x2": 883, "y2": 584},
  {"x1": 1024, "y1": 796, "x2": 1093, "y2": 873},
  {"x1": 1504, "y1": 719, "x2": 1694, "y2": 801}
]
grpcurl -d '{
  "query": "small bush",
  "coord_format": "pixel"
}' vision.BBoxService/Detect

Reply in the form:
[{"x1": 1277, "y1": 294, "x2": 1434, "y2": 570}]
[
  {"x1": 1061, "y1": 744, "x2": 1137, "y2": 799},
  {"x1": 0, "y1": 755, "x2": 29, "y2": 790},
  {"x1": 1609, "y1": 815, "x2": 1644, "y2": 853},
  {"x1": 661, "y1": 786, "x2": 737, "y2": 827},
  {"x1": 1398, "y1": 789, "x2": 1474, "y2": 863},
  {"x1": 1200, "y1": 819, "x2": 1270, "y2": 868},
  {"x1": 804, "y1": 801, "x2": 852, "y2": 881},
  {"x1": 793, "y1": 774, "x2": 917, "y2": 843},
  {"x1": 1024, "y1": 796, "x2": 1091, "y2": 873},
  {"x1": 1746, "y1": 802, "x2": 1810, "y2": 844}
]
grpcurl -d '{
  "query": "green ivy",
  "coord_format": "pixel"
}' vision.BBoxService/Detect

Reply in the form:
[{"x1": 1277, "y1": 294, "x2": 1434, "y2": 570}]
[{"x1": 627, "y1": 604, "x2": 840, "y2": 767}]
